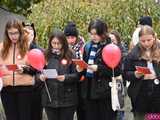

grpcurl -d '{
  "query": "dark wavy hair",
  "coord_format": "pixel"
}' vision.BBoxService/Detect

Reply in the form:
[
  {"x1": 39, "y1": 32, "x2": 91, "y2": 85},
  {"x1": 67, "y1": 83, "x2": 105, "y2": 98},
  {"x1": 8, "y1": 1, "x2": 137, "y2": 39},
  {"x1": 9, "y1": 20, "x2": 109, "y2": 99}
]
[
  {"x1": 45, "y1": 30, "x2": 73, "y2": 63},
  {"x1": 88, "y1": 19, "x2": 109, "y2": 40},
  {"x1": 110, "y1": 30, "x2": 121, "y2": 45}
]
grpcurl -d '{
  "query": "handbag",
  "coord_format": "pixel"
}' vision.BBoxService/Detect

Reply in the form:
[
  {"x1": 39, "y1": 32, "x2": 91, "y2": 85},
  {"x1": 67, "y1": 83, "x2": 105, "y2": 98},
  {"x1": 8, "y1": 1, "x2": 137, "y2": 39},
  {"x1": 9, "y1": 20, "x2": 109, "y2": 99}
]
[{"x1": 110, "y1": 75, "x2": 125, "y2": 111}]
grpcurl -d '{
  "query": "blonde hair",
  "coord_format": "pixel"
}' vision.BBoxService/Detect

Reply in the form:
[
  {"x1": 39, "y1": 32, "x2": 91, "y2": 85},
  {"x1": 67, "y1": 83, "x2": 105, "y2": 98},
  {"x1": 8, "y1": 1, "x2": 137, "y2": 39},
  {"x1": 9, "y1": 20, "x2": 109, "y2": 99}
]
[{"x1": 139, "y1": 25, "x2": 160, "y2": 63}]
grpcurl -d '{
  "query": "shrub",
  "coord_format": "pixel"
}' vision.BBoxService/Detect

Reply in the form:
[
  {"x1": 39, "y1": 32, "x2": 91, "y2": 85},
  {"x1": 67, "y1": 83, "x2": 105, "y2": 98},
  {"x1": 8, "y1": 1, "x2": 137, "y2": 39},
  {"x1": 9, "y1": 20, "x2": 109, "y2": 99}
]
[{"x1": 28, "y1": 0, "x2": 160, "y2": 48}]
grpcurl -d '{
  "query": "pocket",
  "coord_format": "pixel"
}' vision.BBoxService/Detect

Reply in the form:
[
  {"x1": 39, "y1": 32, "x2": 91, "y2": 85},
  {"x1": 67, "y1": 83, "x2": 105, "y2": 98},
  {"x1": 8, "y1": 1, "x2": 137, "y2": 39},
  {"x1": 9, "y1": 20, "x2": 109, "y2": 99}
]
[
  {"x1": 64, "y1": 85, "x2": 77, "y2": 98},
  {"x1": 94, "y1": 78, "x2": 110, "y2": 96}
]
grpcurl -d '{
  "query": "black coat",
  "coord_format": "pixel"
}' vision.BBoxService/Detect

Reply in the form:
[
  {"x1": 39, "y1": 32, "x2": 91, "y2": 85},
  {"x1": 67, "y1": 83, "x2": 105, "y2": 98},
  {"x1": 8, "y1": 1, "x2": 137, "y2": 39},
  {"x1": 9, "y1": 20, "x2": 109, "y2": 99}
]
[
  {"x1": 42, "y1": 53, "x2": 79, "y2": 108},
  {"x1": 124, "y1": 44, "x2": 160, "y2": 103},
  {"x1": 80, "y1": 40, "x2": 121, "y2": 100}
]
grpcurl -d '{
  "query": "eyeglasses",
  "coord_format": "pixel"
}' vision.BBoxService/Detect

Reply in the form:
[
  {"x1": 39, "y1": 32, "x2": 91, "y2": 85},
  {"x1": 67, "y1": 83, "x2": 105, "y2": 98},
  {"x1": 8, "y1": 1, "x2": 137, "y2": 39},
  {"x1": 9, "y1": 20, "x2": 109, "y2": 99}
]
[
  {"x1": 8, "y1": 31, "x2": 20, "y2": 36},
  {"x1": 52, "y1": 42, "x2": 62, "y2": 46}
]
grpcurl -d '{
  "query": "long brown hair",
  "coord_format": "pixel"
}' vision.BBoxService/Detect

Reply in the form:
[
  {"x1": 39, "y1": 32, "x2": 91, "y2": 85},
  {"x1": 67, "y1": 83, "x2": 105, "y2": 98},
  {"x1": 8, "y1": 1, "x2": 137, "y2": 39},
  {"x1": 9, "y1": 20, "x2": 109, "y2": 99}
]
[
  {"x1": 139, "y1": 25, "x2": 160, "y2": 63},
  {"x1": 110, "y1": 30, "x2": 121, "y2": 45},
  {"x1": 45, "y1": 30, "x2": 73, "y2": 63},
  {"x1": 1, "y1": 18, "x2": 28, "y2": 60}
]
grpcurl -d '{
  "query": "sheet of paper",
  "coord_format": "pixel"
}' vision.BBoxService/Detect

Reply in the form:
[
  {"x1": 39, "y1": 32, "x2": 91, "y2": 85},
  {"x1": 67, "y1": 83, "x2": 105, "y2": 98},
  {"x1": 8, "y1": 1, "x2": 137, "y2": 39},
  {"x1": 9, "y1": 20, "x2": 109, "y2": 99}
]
[{"x1": 43, "y1": 69, "x2": 58, "y2": 78}]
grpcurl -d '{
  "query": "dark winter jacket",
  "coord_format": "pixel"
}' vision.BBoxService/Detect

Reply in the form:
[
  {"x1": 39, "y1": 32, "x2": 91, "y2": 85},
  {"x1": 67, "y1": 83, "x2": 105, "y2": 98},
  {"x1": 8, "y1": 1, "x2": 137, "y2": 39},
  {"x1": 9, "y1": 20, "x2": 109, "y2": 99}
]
[
  {"x1": 42, "y1": 53, "x2": 79, "y2": 108},
  {"x1": 80, "y1": 39, "x2": 121, "y2": 100},
  {"x1": 124, "y1": 44, "x2": 160, "y2": 103}
]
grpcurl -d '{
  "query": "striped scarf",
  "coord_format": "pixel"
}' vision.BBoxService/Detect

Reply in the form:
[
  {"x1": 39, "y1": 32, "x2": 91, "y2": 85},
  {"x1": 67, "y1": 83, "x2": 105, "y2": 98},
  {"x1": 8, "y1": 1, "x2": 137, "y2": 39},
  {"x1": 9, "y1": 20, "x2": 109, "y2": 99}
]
[
  {"x1": 86, "y1": 43, "x2": 98, "y2": 77},
  {"x1": 71, "y1": 36, "x2": 84, "y2": 59}
]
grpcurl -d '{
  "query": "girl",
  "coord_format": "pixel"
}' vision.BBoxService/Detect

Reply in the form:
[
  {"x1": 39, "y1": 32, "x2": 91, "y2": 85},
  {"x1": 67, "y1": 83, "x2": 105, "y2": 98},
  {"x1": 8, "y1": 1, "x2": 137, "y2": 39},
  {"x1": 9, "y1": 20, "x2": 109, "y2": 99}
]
[
  {"x1": 64, "y1": 21, "x2": 85, "y2": 120},
  {"x1": 0, "y1": 18, "x2": 37, "y2": 120},
  {"x1": 64, "y1": 21, "x2": 85, "y2": 59},
  {"x1": 109, "y1": 30, "x2": 127, "y2": 120},
  {"x1": 22, "y1": 22, "x2": 43, "y2": 120},
  {"x1": 109, "y1": 30, "x2": 128, "y2": 58},
  {"x1": 41, "y1": 30, "x2": 79, "y2": 120},
  {"x1": 124, "y1": 25, "x2": 160, "y2": 120},
  {"x1": 77, "y1": 19, "x2": 121, "y2": 120}
]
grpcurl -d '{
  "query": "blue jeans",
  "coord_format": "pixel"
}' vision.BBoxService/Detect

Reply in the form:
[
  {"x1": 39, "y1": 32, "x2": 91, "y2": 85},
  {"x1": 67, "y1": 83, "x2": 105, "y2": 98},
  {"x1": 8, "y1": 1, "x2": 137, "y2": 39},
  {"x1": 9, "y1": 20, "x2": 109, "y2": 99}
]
[{"x1": 117, "y1": 111, "x2": 124, "y2": 120}]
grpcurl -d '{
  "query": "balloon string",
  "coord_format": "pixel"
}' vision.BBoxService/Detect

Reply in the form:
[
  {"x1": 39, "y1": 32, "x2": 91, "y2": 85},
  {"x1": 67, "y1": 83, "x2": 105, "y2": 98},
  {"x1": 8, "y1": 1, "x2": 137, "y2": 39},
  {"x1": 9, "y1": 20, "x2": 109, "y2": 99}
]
[
  {"x1": 41, "y1": 71, "x2": 52, "y2": 102},
  {"x1": 112, "y1": 68, "x2": 115, "y2": 78}
]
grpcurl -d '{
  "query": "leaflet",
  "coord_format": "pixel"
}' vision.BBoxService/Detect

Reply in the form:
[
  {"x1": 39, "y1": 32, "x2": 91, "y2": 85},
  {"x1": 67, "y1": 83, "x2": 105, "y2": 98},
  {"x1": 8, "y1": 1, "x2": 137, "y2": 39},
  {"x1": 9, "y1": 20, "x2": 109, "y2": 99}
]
[{"x1": 43, "y1": 69, "x2": 58, "y2": 78}]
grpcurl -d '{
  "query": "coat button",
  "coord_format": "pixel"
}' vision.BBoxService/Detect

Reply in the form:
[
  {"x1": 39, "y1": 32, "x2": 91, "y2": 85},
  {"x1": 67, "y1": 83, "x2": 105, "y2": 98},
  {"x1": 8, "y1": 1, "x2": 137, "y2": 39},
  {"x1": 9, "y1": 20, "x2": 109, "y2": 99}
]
[
  {"x1": 97, "y1": 79, "x2": 101, "y2": 82},
  {"x1": 154, "y1": 79, "x2": 160, "y2": 85},
  {"x1": 68, "y1": 88, "x2": 72, "y2": 92}
]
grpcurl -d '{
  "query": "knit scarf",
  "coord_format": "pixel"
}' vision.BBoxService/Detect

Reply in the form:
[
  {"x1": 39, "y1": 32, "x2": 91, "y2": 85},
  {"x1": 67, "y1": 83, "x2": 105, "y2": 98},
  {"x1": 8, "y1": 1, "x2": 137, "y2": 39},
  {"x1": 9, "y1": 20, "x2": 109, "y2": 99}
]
[{"x1": 86, "y1": 43, "x2": 98, "y2": 77}]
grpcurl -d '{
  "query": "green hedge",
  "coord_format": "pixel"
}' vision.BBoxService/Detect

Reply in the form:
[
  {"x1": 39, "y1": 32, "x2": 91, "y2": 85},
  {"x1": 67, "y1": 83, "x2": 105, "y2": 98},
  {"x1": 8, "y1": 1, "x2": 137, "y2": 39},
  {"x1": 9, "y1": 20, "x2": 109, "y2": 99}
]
[{"x1": 28, "y1": 0, "x2": 160, "y2": 48}]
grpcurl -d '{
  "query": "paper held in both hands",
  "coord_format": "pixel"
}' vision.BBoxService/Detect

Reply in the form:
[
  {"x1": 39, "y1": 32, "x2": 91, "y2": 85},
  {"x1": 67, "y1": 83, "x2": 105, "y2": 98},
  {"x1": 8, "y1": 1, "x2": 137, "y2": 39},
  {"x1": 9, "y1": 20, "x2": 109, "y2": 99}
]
[
  {"x1": 0, "y1": 64, "x2": 18, "y2": 71},
  {"x1": 72, "y1": 59, "x2": 88, "y2": 69},
  {"x1": 136, "y1": 66, "x2": 152, "y2": 74},
  {"x1": 43, "y1": 69, "x2": 58, "y2": 78}
]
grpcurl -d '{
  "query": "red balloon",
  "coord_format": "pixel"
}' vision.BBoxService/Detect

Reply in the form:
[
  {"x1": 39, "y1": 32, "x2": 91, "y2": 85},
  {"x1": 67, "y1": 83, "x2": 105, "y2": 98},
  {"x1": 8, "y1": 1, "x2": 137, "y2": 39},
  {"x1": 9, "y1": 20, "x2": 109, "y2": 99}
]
[
  {"x1": 0, "y1": 71, "x2": 3, "y2": 77},
  {"x1": 27, "y1": 49, "x2": 45, "y2": 71},
  {"x1": 102, "y1": 44, "x2": 121, "y2": 69}
]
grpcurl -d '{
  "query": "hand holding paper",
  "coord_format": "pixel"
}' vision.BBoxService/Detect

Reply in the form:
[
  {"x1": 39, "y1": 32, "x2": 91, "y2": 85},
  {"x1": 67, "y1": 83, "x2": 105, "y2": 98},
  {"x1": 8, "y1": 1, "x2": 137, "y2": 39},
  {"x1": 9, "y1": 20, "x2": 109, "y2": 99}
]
[
  {"x1": 43, "y1": 69, "x2": 58, "y2": 79},
  {"x1": 6, "y1": 64, "x2": 18, "y2": 71},
  {"x1": 56, "y1": 75, "x2": 65, "y2": 81},
  {"x1": 72, "y1": 59, "x2": 88, "y2": 69},
  {"x1": 135, "y1": 66, "x2": 151, "y2": 74},
  {"x1": 88, "y1": 65, "x2": 98, "y2": 72},
  {"x1": 135, "y1": 71, "x2": 144, "y2": 79},
  {"x1": 0, "y1": 64, "x2": 18, "y2": 75}
]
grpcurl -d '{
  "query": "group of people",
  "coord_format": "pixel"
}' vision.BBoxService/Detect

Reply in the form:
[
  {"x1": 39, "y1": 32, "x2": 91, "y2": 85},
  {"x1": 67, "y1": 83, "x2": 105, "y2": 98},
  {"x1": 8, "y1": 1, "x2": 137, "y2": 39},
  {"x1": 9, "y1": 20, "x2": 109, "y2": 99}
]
[{"x1": 0, "y1": 15, "x2": 160, "y2": 120}]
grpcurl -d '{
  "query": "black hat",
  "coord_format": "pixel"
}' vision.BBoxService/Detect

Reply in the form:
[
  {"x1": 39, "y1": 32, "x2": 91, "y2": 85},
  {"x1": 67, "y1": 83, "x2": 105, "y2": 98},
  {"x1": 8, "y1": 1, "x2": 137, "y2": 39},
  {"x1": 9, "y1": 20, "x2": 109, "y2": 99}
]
[
  {"x1": 64, "y1": 22, "x2": 79, "y2": 37},
  {"x1": 139, "y1": 16, "x2": 152, "y2": 27}
]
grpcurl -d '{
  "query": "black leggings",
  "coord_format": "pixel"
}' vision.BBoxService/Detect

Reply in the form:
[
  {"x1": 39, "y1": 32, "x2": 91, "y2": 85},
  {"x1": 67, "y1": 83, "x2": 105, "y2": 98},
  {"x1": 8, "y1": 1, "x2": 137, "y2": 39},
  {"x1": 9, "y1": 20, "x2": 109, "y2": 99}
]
[
  {"x1": 1, "y1": 90, "x2": 42, "y2": 120},
  {"x1": 45, "y1": 106, "x2": 76, "y2": 120},
  {"x1": 83, "y1": 98, "x2": 117, "y2": 120}
]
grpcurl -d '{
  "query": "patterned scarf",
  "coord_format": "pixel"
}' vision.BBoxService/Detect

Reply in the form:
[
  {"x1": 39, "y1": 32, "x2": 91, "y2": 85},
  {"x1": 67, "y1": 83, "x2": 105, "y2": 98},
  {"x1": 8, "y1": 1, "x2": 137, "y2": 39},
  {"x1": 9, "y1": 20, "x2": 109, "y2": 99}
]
[
  {"x1": 71, "y1": 36, "x2": 84, "y2": 59},
  {"x1": 86, "y1": 43, "x2": 98, "y2": 77}
]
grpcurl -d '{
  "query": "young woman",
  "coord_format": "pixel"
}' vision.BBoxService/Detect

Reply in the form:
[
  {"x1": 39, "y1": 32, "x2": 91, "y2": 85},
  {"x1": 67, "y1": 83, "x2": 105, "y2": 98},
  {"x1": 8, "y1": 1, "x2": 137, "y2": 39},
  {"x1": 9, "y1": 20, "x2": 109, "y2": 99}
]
[
  {"x1": 0, "y1": 18, "x2": 38, "y2": 120},
  {"x1": 109, "y1": 30, "x2": 128, "y2": 58},
  {"x1": 124, "y1": 25, "x2": 160, "y2": 120},
  {"x1": 22, "y1": 22, "x2": 43, "y2": 120},
  {"x1": 64, "y1": 21, "x2": 85, "y2": 59},
  {"x1": 129, "y1": 16, "x2": 152, "y2": 50},
  {"x1": 22, "y1": 22, "x2": 42, "y2": 50},
  {"x1": 64, "y1": 21, "x2": 85, "y2": 120},
  {"x1": 41, "y1": 30, "x2": 79, "y2": 120},
  {"x1": 77, "y1": 19, "x2": 121, "y2": 120},
  {"x1": 109, "y1": 30, "x2": 127, "y2": 120}
]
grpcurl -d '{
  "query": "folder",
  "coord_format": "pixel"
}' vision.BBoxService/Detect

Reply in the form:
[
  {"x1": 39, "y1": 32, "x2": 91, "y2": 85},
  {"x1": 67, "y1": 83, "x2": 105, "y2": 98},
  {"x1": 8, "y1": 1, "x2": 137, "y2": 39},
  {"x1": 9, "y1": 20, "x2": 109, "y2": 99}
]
[
  {"x1": 6, "y1": 64, "x2": 18, "y2": 71},
  {"x1": 136, "y1": 66, "x2": 151, "y2": 74},
  {"x1": 72, "y1": 59, "x2": 88, "y2": 69}
]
